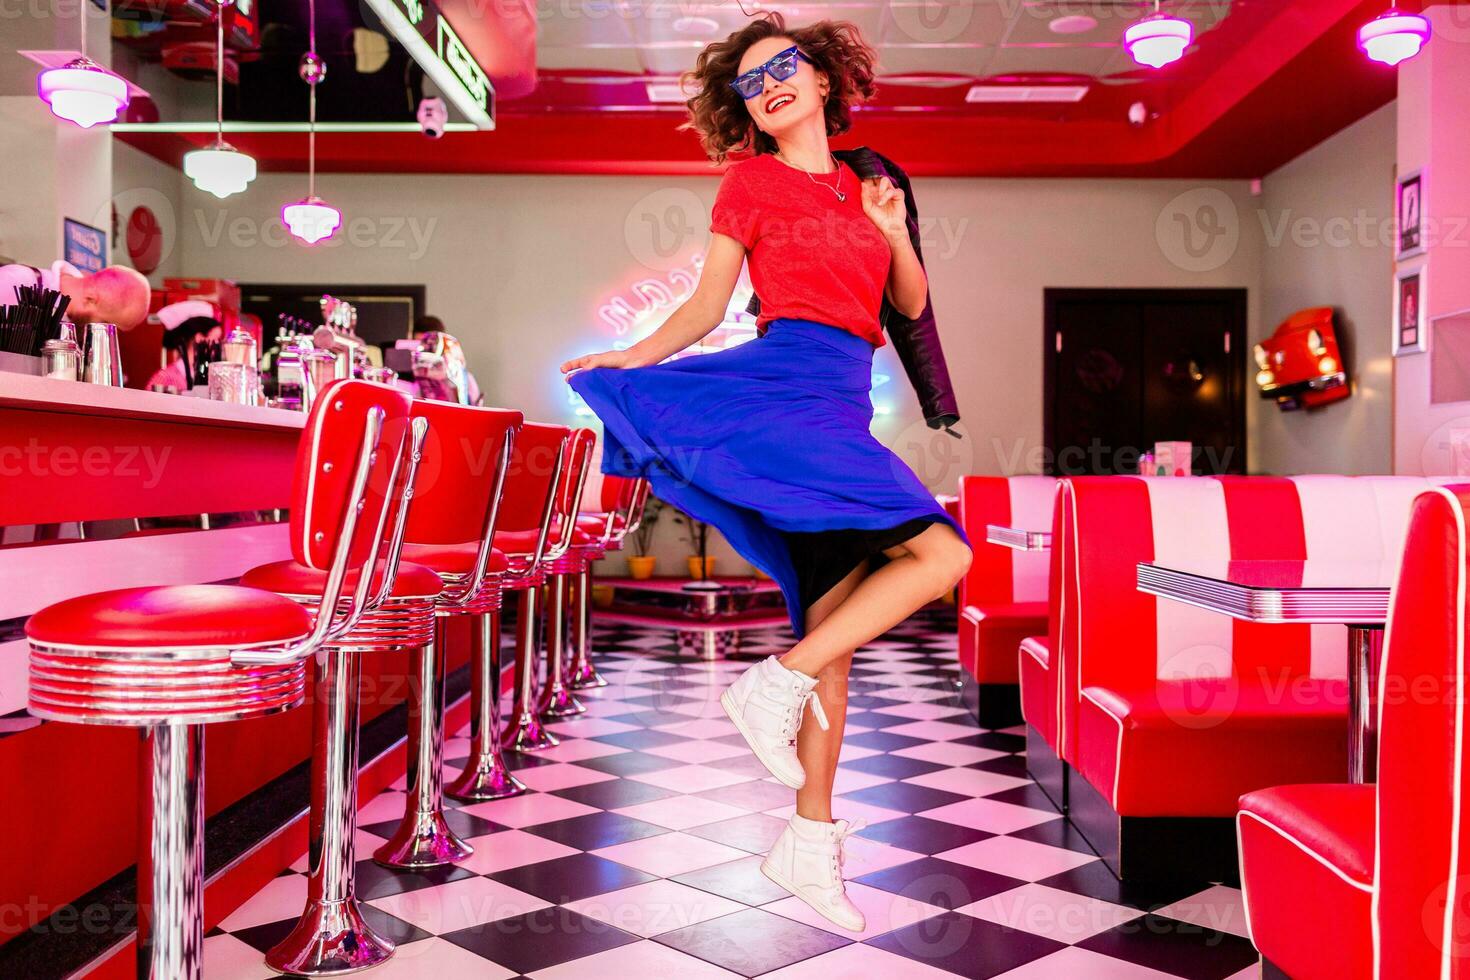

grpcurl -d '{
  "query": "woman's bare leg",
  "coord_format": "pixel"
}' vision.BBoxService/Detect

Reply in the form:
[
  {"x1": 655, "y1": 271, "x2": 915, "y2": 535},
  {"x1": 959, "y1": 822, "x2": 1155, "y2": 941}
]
[
  {"x1": 781, "y1": 524, "x2": 970, "y2": 680},
  {"x1": 794, "y1": 561, "x2": 869, "y2": 822}
]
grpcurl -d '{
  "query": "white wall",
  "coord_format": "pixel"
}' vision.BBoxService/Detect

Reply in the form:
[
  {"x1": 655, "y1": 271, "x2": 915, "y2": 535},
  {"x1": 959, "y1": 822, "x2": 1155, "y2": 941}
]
[
  {"x1": 110, "y1": 141, "x2": 187, "y2": 285},
  {"x1": 0, "y1": 96, "x2": 112, "y2": 267},
  {"x1": 1252, "y1": 102, "x2": 1397, "y2": 475}
]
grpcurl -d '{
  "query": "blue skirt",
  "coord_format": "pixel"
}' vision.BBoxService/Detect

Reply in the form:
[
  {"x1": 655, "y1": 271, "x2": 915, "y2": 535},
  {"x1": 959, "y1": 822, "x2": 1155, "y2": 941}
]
[{"x1": 568, "y1": 318, "x2": 964, "y2": 635}]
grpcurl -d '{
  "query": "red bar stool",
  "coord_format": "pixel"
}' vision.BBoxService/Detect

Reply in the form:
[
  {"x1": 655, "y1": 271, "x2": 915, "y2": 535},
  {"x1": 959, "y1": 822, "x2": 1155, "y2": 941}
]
[
  {"x1": 479, "y1": 422, "x2": 574, "y2": 754},
  {"x1": 537, "y1": 428, "x2": 597, "y2": 720},
  {"x1": 237, "y1": 418, "x2": 436, "y2": 974},
  {"x1": 24, "y1": 379, "x2": 410, "y2": 980},
  {"x1": 568, "y1": 476, "x2": 650, "y2": 690},
  {"x1": 374, "y1": 400, "x2": 523, "y2": 863}
]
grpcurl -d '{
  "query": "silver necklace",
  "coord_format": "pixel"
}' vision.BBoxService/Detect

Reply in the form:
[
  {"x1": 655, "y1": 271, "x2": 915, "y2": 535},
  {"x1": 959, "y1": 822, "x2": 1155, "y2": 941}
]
[{"x1": 779, "y1": 152, "x2": 845, "y2": 202}]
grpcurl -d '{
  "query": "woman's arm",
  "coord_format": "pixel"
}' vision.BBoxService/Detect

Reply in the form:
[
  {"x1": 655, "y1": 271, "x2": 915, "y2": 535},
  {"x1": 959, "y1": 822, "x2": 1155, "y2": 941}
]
[
  {"x1": 861, "y1": 177, "x2": 928, "y2": 321},
  {"x1": 560, "y1": 233, "x2": 746, "y2": 373}
]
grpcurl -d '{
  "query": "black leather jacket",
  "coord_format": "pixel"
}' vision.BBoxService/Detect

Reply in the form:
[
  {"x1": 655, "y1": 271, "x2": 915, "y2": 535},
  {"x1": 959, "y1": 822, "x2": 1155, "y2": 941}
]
[{"x1": 745, "y1": 146, "x2": 961, "y2": 432}]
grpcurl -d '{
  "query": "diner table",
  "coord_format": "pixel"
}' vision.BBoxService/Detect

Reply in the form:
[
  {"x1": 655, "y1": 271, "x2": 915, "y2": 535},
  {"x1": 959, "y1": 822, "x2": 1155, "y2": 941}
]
[
  {"x1": 1136, "y1": 558, "x2": 1393, "y2": 783},
  {"x1": 985, "y1": 524, "x2": 1052, "y2": 552}
]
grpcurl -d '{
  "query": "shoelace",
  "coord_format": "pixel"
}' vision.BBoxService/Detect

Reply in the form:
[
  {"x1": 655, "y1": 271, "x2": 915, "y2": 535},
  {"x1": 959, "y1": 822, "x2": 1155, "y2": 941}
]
[
  {"x1": 776, "y1": 680, "x2": 829, "y2": 745},
  {"x1": 829, "y1": 819, "x2": 867, "y2": 883}
]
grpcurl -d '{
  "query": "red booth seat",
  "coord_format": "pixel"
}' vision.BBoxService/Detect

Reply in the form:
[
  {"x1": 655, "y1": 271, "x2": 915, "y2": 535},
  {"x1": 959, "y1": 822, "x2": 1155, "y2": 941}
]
[
  {"x1": 955, "y1": 476, "x2": 1055, "y2": 725},
  {"x1": 1018, "y1": 636, "x2": 1053, "y2": 743},
  {"x1": 1238, "y1": 486, "x2": 1470, "y2": 979},
  {"x1": 1051, "y1": 474, "x2": 1452, "y2": 880}
]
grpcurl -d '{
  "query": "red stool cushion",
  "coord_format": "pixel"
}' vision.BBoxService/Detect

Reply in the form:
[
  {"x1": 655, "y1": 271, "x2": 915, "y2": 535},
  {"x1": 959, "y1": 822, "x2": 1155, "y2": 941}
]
[
  {"x1": 26, "y1": 585, "x2": 313, "y2": 648},
  {"x1": 240, "y1": 559, "x2": 444, "y2": 599},
  {"x1": 495, "y1": 527, "x2": 596, "y2": 553},
  {"x1": 399, "y1": 542, "x2": 508, "y2": 576},
  {"x1": 1238, "y1": 784, "x2": 1374, "y2": 980}
]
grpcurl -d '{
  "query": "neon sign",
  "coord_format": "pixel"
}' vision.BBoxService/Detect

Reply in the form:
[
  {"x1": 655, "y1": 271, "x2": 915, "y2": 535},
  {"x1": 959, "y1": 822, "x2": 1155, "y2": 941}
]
[{"x1": 361, "y1": 0, "x2": 494, "y2": 129}]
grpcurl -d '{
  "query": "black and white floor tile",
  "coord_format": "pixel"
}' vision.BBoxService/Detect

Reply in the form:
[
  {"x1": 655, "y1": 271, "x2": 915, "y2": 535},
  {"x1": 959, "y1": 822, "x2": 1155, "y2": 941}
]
[{"x1": 202, "y1": 615, "x2": 1260, "y2": 979}]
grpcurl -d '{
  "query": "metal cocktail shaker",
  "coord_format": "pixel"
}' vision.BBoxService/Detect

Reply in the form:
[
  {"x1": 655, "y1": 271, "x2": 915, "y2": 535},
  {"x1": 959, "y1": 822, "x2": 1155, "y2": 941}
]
[{"x1": 83, "y1": 322, "x2": 124, "y2": 386}]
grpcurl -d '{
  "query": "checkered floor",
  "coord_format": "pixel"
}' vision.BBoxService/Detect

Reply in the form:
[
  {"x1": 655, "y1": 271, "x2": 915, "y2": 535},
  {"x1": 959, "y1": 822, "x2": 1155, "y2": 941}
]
[{"x1": 201, "y1": 616, "x2": 1261, "y2": 979}]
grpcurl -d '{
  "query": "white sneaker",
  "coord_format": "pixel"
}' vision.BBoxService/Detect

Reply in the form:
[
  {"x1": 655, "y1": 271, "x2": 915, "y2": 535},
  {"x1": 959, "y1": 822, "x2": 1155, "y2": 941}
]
[
  {"x1": 720, "y1": 656, "x2": 827, "y2": 789},
  {"x1": 761, "y1": 814, "x2": 867, "y2": 932}
]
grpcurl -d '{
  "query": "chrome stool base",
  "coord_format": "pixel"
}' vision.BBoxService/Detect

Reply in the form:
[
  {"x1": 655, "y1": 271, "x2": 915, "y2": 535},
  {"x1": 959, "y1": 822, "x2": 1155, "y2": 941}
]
[
  {"x1": 375, "y1": 628, "x2": 472, "y2": 869},
  {"x1": 448, "y1": 611, "x2": 528, "y2": 801},
  {"x1": 265, "y1": 897, "x2": 394, "y2": 977},
  {"x1": 503, "y1": 585, "x2": 561, "y2": 752},
  {"x1": 568, "y1": 566, "x2": 607, "y2": 689},
  {"x1": 140, "y1": 723, "x2": 205, "y2": 980},
  {"x1": 269, "y1": 650, "x2": 394, "y2": 975},
  {"x1": 537, "y1": 572, "x2": 585, "y2": 720}
]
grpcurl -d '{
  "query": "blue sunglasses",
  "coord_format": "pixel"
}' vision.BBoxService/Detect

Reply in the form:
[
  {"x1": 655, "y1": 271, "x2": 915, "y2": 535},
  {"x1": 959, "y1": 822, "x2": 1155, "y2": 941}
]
[{"x1": 729, "y1": 46, "x2": 812, "y2": 100}]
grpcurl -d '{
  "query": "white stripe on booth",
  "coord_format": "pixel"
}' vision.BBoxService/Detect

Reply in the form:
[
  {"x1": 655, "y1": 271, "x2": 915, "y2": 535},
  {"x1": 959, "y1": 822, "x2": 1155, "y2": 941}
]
[
  {"x1": 1146, "y1": 477, "x2": 1234, "y2": 679},
  {"x1": 1008, "y1": 476, "x2": 1055, "y2": 604}
]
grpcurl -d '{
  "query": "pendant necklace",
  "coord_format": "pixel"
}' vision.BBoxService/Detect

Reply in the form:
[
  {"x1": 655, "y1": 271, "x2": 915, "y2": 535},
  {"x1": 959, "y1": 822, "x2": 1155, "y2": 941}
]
[{"x1": 779, "y1": 152, "x2": 845, "y2": 203}]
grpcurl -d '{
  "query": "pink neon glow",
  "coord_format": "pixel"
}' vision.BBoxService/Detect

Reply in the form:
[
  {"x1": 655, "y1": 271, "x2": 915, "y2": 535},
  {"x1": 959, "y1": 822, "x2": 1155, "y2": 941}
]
[
  {"x1": 1123, "y1": 15, "x2": 1193, "y2": 69},
  {"x1": 282, "y1": 197, "x2": 342, "y2": 245},
  {"x1": 1358, "y1": 10, "x2": 1430, "y2": 67},
  {"x1": 37, "y1": 60, "x2": 129, "y2": 129}
]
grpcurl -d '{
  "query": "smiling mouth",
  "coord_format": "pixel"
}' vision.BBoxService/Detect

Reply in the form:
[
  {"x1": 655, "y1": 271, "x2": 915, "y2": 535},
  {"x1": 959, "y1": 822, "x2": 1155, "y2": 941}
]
[{"x1": 764, "y1": 93, "x2": 795, "y2": 114}]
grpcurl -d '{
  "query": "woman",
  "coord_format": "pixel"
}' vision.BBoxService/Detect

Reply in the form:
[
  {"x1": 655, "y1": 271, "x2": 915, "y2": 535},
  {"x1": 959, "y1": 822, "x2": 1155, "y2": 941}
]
[{"x1": 563, "y1": 13, "x2": 971, "y2": 931}]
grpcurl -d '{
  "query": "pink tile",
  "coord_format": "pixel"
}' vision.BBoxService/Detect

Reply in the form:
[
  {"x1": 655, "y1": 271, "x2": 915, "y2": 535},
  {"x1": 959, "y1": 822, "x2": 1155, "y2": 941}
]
[
  {"x1": 545, "y1": 717, "x2": 641, "y2": 738},
  {"x1": 651, "y1": 717, "x2": 739, "y2": 739},
  {"x1": 886, "y1": 720, "x2": 984, "y2": 741},
  {"x1": 902, "y1": 768, "x2": 1033, "y2": 797},
  {"x1": 829, "y1": 768, "x2": 894, "y2": 795},
  {"x1": 366, "y1": 875, "x2": 550, "y2": 933},
  {"x1": 628, "y1": 764, "x2": 755, "y2": 793},
  {"x1": 764, "y1": 881, "x2": 945, "y2": 941},
  {"x1": 613, "y1": 794, "x2": 748, "y2": 830},
  {"x1": 218, "y1": 873, "x2": 306, "y2": 932},
  {"x1": 871, "y1": 686, "x2": 959, "y2": 703},
  {"x1": 513, "y1": 762, "x2": 617, "y2": 792},
  {"x1": 960, "y1": 883, "x2": 1142, "y2": 943},
  {"x1": 936, "y1": 836, "x2": 1099, "y2": 880},
  {"x1": 579, "y1": 698, "x2": 646, "y2": 718},
  {"x1": 871, "y1": 702, "x2": 970, "y2": 720},
  {"x1": 459, "y1": 792, "x2": 600, "y2": 828},
  {"x1": 669, "y1": 699, "x2": 730, "y2": 719},
  {"x1": 985, "y1": 946, "x2": 1182, "y2": 980},
  {"x1": 361, "y1": 937, "x2": 517, "y2": 979},
  {"x1": 561, "y1": 878, "x2": 747, "y2": 937},
  {"x1": 592, "y1": 832, "x2": 748, "y2": 876},
  {"x1": 836, "y1": 742, "x2": 883, "y2": 763},
  {"x1": 641, "y1": 740, "x2": 750, "y2": 764},
  {"x1": 457, "y1": 829, "x2": 580, "y2": 875},
  {"x1": 1152, "y1": 885, "x2": 1250, "y2": 938},
  {"x1": 531, "y1": 939, "x2": 743, "y2": 979},
  {"x1": 757, "y1": 941, "x2": 967, "y2": 979},
  {"x1": 201, "y1": 933, "x2": 275, "y2": 980},
  {"x1": 532, "y1": 738, "x2": 630, "y2": 763},
  {"x1": 763, "y1": 798, "x2": 907, "y2": 827},
  {"x1": 357, "y1": 789, "x2": 409, "y2": 824},
  {"x1": 919, "y1": 797, "x2": 1061, "y2": 834},
  {"x1": 890, "y1": 741, "x2": 1006, "y2": 767}
]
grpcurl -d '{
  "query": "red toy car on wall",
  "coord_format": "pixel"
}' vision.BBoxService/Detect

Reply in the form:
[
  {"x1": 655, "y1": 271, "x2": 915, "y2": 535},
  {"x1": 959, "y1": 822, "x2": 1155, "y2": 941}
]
[{"x1": 1253, "y1": 306, "x2": 1350, "y2": 410}]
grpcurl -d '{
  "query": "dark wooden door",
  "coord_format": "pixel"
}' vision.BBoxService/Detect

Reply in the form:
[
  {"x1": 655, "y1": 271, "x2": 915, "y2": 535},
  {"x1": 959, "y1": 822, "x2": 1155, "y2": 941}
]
[{"x1": 1044, "y1": 288, "x2": 1247, "y2": 475}]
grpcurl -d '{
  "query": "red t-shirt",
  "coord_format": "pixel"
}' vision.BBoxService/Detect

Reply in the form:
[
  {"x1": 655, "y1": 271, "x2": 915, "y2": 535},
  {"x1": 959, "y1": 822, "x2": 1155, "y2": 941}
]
[{"x1": 710, "y1": 154, "x2": 892, "y2": 347}]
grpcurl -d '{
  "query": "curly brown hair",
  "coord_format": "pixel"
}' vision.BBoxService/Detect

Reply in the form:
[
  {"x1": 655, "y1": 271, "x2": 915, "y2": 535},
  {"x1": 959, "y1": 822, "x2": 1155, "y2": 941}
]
[{"x1": 680, "y1": 13, "x2": 878, "y2": 164}]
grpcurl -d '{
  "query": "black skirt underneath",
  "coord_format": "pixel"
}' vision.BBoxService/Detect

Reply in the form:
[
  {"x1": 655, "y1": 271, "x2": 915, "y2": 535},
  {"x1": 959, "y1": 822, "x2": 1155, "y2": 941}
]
[{"x1": 779, "y1": 516, "x2": 942, "y2": 622}]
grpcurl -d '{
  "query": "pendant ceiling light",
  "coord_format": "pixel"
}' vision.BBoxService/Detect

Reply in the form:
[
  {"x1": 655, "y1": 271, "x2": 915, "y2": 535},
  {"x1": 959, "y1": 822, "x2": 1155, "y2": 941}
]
[
  {"x1": 183, "y1": 0, "x2": 256, "y2": 198},
  {"x1": 283, "y1": 0, "x2": 340, "y2": 246},
  {"x1": 1124, "y1": 2, "x2": 1193, "y2": 69},
  {"x1": 37, "y1": 2, "x2": 129, "y2": 128},
  {"x1": 1358, "y1": 8, "x2": 1431, "y2": 67}
]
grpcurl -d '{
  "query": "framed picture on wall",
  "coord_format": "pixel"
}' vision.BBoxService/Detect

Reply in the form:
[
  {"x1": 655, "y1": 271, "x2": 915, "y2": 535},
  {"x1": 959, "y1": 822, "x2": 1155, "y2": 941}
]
[
  {"x1": 1398, "y1": 169, "x2": 1424, "y2": 259},
  {"x1": 1395, "y1": 264, "x2": 1427, "y2": 356}
]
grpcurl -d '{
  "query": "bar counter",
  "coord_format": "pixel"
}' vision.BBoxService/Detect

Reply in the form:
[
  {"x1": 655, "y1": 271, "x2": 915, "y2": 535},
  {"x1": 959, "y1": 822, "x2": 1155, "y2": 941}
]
[{"x1": 0, "y1": 377, "x2": 472, "y2": 968}]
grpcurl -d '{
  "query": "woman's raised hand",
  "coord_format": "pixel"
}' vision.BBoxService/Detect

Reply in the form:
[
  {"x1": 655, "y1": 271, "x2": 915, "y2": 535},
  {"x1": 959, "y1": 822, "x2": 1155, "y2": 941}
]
[
  {"x1": 860, "y1": 176, "x2": 908, "y2": 242},
  {"x1": 560, "y1": 349, "x2": 639, "y2": 374}
]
